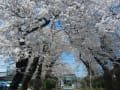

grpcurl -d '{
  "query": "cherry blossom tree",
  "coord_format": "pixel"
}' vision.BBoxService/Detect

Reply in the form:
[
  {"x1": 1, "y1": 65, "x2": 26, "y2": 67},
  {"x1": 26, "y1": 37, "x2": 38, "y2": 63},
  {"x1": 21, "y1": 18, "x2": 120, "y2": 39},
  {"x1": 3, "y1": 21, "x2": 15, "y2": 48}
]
[{"x1": 0, "y1": 0, "x2": 120, "y2": 90}]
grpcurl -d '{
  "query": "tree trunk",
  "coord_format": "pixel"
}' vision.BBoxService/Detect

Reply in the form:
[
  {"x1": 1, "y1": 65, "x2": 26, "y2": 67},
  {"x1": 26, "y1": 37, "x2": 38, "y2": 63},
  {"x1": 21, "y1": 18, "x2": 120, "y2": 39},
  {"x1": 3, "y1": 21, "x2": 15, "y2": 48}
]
[
  {"x1": 21, "y1": 57, "x2": 39, "y2": 90},
  {"x1": 33, "y1": 57, "x2": 44, "y2": 90},
  {"x1": 95, "y1": 57, "x2": 113, "y2": 90},
  {"x1": 112, "y1": 62, "x2": 120, "y2": 90},
  {"x1": 103, "y1": 69, "x2": 113, "y2": 90},
  {"x1": 9, "y1": 58, "x2": 28, "y2": 90}
]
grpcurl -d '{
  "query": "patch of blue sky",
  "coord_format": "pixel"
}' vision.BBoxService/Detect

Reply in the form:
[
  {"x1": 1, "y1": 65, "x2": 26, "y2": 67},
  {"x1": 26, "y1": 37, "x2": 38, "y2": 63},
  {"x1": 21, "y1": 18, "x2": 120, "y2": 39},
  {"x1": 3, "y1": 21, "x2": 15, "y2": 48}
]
[
  {"x1": 110, "y1": 3, "x2": 120, "y2": 14},
  {"x1": 0, "y1": 20, "x2": 5, "y2": 26},
  {"x1": 46, "y1": 20, "x2": 64, "y2": 30},
  {"x1": 60, "y1": 52, "x2": 87, "y2": 77},
  {"x1": 75, "y1": 63, "x2": 88, "y2": 78},
  {"x1": 60, "y1": 52, "x2": 76, "y2": 68},
  {"x1": 54, "y1": 20, "x2": 64, "y2": 30}
]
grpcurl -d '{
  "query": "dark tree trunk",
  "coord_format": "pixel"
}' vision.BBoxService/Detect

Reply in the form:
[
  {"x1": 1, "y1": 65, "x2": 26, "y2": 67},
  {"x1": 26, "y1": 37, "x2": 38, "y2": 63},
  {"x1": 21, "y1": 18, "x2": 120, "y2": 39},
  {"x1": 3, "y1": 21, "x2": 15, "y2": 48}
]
[
  {"x1": 21, "y1": 57, "x2": 39, "y2": 90},
  {"x1": 8, "y1": 72, "x2": 23, "y2": 90},
  {"x1": 9, "y1": 58, "x2": 28, "y2": 90},
  {"x1": 95, "y1": 57, "x2": 113, "y2": 90},
  {"x1": 33, "y1": 57, "x2": 44, "y2": 90},
  {"x1": 103, "y1": 69, "x2": 113, "y2": 90},
  {"x1": 112, "y1": 61, "x2": 120, "y2": 90}
]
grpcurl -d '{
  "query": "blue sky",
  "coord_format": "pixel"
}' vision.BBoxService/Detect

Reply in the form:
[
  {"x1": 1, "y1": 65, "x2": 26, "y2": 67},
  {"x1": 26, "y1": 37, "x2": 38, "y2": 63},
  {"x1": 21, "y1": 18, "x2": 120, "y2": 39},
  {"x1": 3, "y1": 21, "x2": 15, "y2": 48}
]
[
  {"x1": 47, "y1": 20, "x2": 64, "y2": 30},
  {"x1": 54, "y1": 20, "x2": 64, "y2": 30},
  {"x1": 110, "y1": 3, "x2": 120, "y2": 14},
  {"x1": 0, "y1": 20, "x2": 4, "y2": 26},
  {"x1": 60, "y1": 52, "x2": 87, "y2": 77}
]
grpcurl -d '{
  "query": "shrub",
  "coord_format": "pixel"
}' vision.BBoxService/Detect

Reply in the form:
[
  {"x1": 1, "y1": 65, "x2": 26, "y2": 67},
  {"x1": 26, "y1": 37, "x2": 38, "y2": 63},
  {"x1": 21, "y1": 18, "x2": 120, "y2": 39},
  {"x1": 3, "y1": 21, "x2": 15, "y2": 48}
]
[{"x1": 45, "y1": 78, "x2": 56, "y2": 90}]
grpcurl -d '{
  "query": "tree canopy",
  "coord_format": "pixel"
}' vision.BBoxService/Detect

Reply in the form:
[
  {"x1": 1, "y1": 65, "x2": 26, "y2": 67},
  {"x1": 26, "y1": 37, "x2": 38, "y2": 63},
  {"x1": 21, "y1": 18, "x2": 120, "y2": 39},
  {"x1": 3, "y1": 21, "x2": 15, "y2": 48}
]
[{"x1": 0, "y1": 0, "x2": 120, "y2": 90}]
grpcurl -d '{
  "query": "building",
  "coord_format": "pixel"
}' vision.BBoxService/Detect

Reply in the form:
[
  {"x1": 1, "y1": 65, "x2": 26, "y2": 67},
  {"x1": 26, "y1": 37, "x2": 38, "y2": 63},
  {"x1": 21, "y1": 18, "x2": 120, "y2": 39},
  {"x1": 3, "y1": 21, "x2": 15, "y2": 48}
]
[
  {"x1": 0, "y1": 55, "x2": 15, "y2": 89},
  {"x1": 0, "y1": 55, "x2": 15, "y2": 77},
  {"x1": 0, "y1": 60, "x2": 8, "y2": 77},
  {"x1": 58, "y1": 74, "x2": 77, "y2": 90}
]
